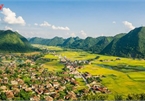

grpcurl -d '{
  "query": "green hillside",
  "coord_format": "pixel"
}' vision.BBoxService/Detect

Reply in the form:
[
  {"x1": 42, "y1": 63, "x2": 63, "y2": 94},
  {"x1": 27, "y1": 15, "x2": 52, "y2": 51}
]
[
  {"x1": 47, "y1": 36, "x2": 64, "y2": 46},
  {"x1": 102, "y1": 27, "x2": 145, "y2": 58},
  {"x1": 0, "y1": 30, "x2": 33, "y2": 52},
  {"x1": 101, "y1": 33, "x2": 126, "y2": 55},
  {"x1": 90, "y1": 36, "x2": 113, "y2": 53},
  {"x1": 29, "y1": 37, "x2": 50, "y2": 45},
  {"x1": 62, "y1": 37, "x2": 75, "y2": 48}
]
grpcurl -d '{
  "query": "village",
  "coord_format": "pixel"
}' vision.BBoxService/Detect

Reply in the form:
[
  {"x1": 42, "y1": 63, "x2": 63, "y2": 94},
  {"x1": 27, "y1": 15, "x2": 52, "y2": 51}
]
[{"x1": 0, "y1": 51, "x2": 110, "y2": 100}]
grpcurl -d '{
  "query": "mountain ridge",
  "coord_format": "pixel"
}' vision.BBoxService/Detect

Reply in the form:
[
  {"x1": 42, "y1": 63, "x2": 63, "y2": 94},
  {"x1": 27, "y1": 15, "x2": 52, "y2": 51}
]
[
  {"x1": 29, "y1": 26, "x2": 145, "y2": 58},
  {"x1": 0, "y1": 30, "x2": 34, "y2": 52}
]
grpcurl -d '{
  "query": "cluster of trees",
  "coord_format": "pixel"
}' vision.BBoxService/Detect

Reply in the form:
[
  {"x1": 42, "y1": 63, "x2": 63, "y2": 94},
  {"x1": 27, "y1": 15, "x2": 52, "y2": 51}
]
[{"x1": 79, "y1": 93, "x2": 145, "y2": 100}]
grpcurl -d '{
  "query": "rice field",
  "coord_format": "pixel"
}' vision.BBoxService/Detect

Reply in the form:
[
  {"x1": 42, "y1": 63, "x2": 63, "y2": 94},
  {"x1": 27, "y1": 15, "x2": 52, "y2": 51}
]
[
  {"x1": 43, "y1": 54, "x2": 58, "y2": 60},
  {"x1": 43, "y1": 46, "x2": 145, "y2": 96},
  {"x1": 43, "y1": 61, "x2": 64, "y2": 72},
  {"x1": 58, "y1": 51, "x2": 96, "y2": 61},
  {"x1": 32, "y1": 44, "x2": 63, "y2": 51}
]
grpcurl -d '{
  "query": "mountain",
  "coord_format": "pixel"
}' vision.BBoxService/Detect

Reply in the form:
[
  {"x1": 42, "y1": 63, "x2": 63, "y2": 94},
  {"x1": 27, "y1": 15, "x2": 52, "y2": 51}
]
[
  {"x1": 82, "y1": 37, "x2": 101, "y2": 50},
  {"x1": 101, "y1": 33, "x2": 126, "y2": 55},
  {"x1": 29, "y1": 26, "x2": 145, "y2": 58},
  {"x1": 90, "y1": 36, "x2": 113, "y2": 53},
  {"x1": 47, "y1": 37, "x2": 64, "y2": 46},
  {"x1": 62, "y1": 37, "x2": 79, "y2": 48},
  {"x1": 0, "y1": 30, "x2": 34, "y2": 52},
  {"x1": 29, "y1": 37, "x2": 50, "y2": 45},
  {"x1": 101, "y1": 27, "x2": 145, "y2": 58},
  {"x1": 69, "y1": 37, "x2": 97, "y2": 50}
]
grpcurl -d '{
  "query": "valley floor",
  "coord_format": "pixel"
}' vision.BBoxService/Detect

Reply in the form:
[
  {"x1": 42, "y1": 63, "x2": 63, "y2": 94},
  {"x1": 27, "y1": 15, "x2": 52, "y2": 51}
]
[
  {"x1": 43, "y1": 46, "x2": 145, "y2": 99},
  {"x1": 0, "y1": 45, "x2": 145, "y2": 100}
]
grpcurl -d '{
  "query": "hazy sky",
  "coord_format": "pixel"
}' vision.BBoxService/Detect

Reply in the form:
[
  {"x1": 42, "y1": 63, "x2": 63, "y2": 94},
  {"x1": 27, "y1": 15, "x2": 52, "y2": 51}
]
[{"x1": 0, "y1": 0, "x2": 145, "y2": 38}]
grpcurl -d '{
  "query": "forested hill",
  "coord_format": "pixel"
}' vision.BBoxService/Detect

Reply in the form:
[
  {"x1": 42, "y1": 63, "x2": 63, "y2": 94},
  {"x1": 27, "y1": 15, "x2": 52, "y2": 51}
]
[
  {"x1": 0, "y1": 30, "x2": 34, "y2": 52},
  {"x1": 29, "y1": 26, "x2": 145, "y2": 58},
  {"x1": 101, "y1": 27, "x2": 145, "y2": 58}
]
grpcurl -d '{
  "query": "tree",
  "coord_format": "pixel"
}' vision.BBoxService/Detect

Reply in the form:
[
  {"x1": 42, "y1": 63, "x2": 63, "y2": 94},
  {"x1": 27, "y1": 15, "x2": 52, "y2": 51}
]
[
  {"x1": 114, "y1": 94, "x2": 123, "y2": 100},
  {"x1": 0, "y1": 92, "x2": 7, "y2": 100}
]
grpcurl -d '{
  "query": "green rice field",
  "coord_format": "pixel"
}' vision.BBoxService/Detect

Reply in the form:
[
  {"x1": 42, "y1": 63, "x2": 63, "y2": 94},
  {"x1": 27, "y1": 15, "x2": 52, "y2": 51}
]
[{"x1": 41, "y1": 46, "x2": 145, "y2": 98}]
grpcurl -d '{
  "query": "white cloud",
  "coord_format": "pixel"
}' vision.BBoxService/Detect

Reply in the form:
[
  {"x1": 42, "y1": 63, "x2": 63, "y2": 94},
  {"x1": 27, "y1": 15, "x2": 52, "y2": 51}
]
[
  {"x1": 123, "y1": 21, "x2": 135, "y2": 30},
  {"x1": 70, "y1": 33, "x2": 76, "y2": 37},
  {"x1": 80, "y1": 30, "x2": 87, "y2": 38},
  {"x1": 4, "y1": 26, "x2": 13, "y2": 30},
  {"x1": 40, "y1": 21, "x2": 51, "y2": 27},
  {"x1": 38, "y1": 21, "x2": 70, "y2": 31},
  {"x1": 2, "y1": 8, "x2": 26, "y2": 26},
  {"x1": 112, "y1": 21, "x2": 116, "y2": 24},
  {"x1": 34, "y1": 23, "x2": 38, "y2": 26},
  {"x1": 52, "y1": 25, "x2": 70, "y2": 30}
]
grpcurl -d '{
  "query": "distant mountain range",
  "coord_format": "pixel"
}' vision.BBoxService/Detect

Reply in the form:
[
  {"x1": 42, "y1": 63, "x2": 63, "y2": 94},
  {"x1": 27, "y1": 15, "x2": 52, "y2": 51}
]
[
  {"x1": 1, "y1": 27, "x2": 145, "y2": 58},
  {"x1": 0, "y1": 30, "x2": 34, "y2": 52},
  {"x1": 29, "y1": 27, "x2": 145, "y2": 58}
]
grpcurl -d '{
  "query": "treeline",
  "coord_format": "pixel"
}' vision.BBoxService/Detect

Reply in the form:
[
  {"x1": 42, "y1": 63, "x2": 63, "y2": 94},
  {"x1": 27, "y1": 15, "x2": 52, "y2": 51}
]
[{"x1": 79, "y1": 93, "x2": 145, "y2": 100}]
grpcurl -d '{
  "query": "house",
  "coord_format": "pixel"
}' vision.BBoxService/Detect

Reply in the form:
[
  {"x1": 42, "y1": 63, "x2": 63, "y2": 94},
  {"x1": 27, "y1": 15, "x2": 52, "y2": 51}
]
[
  {"x1": 0, "y1": 85, "x2": 7, "y2": 91},
  {"x1": 51, "y1": 93, "x2": 60, "y2": 99},
  {"x1": 3, "y1": 77, "x2": 8, "y2": 84},
  {"x1": 30, "y1": 95, "x2": 40, "y2": 101},
  {"x1": 45, "y1": 96, "x2": 53, "y2": 101},
  {"x1": 58, "y1": 86, "x2": 66, "y2": 91},
  {"x1": 49, "y1": 87, "x2": 55, "y2": 92},
  {"x1": 12, "y1": 88, "x2": 20, "y2": 95},
  {"x1": 25, "y1": 87, "x2": 32, "y2": 92},
  {"x1": 90, "y1": 81, "x2": 97, "y2": 86},
  {"x1": 60, "y1": 58, "x2": 66, "y2": 63},
  {"x1": 6, "y1": 90, "x2": 14, "y2": 99},
  {"x1": 53, "y1": 82, "x2": 60, "y2": 88},
  {"x1": 65, "y1": 91, "x2": 77, "y2": 100},
  {"x1": 70, "y1": 80, "x2": 78, "y2": 86},
  {"x1": 21, "y1": 84, "x2": 28, "y2": 89},
  {"x1": 17, "y1": 79, "x2": 24, "y2": 85},
  {"x1": 116, "y1": 58, "x2": 121, "y2": 60},
  {"x1": 45, "y1": 83, "x2": 52, "y2": 88},
  {"x1": 11, "y1": 80, "x2": 18, "y2": 85},
  {"x1": 43, "y1": 89, "x2": 50, "y2": 95}
]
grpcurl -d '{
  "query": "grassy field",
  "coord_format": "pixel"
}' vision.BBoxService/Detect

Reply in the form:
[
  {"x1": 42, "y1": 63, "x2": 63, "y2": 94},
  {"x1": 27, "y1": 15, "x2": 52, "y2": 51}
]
[
  {"x1": 42, "y1": 46, "x2": 145, "y2": 98},
  {"x1": 43, "y1": 61, "x2": 64, "y2": 72},
  {"x1": 32, "y1": 44, "x2": 63, "y2": 51},
  {"x1": 78, "y1": 64, "x2": 145, "y2": 95},
  {"x1": 77, "y1": 55, "x2": 145, "y2": 97},
  {"x1": 93, "y1": 55, "x2": 145, "y2": 67},
  {"x1": 42, "y1": 49, "x2": 64, "y2": 72},
  {"x1": 43, "y1": 54, "x2": 58, "y2": 60},
  {"x1": 75, "y1": 78, "x2": 88, "y2": 90},
  {"x1": 58, "y1": 51, "x2": 96, "y2": 61}
]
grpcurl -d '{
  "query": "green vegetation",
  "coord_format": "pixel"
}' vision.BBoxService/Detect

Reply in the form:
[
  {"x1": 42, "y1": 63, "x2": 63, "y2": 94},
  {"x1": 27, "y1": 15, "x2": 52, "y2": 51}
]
[
  {"x1": 44, "y1": 46, "x2": 145, "y2": 99},
  {"x1": 29, "y1": 26, "x2": 145, "y2": 58},
  {"x1": 29, "y1": 37, "x2": 50, "y2": 45},
  {"x1": 101, "y1": 27, "x2": 145, "y2": 58},
  {"x1": 0, "y1": 30, "x2": 35, "y2": 52},
  {"x1": 43, "y1": 61, "x2": 64, "y2": 72},
  {"x1": 90, "y1": 36, "x2": 113, "y2": 53},
  {"x1": 80, "y1": 60, "x2": 145, "y2": 98},
  {"x1": 32, "y1": 44, "x2": 63, "y2": 51},
  {"x1": 2, "y1": 26, "x2": 145, "y2": 100}
]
